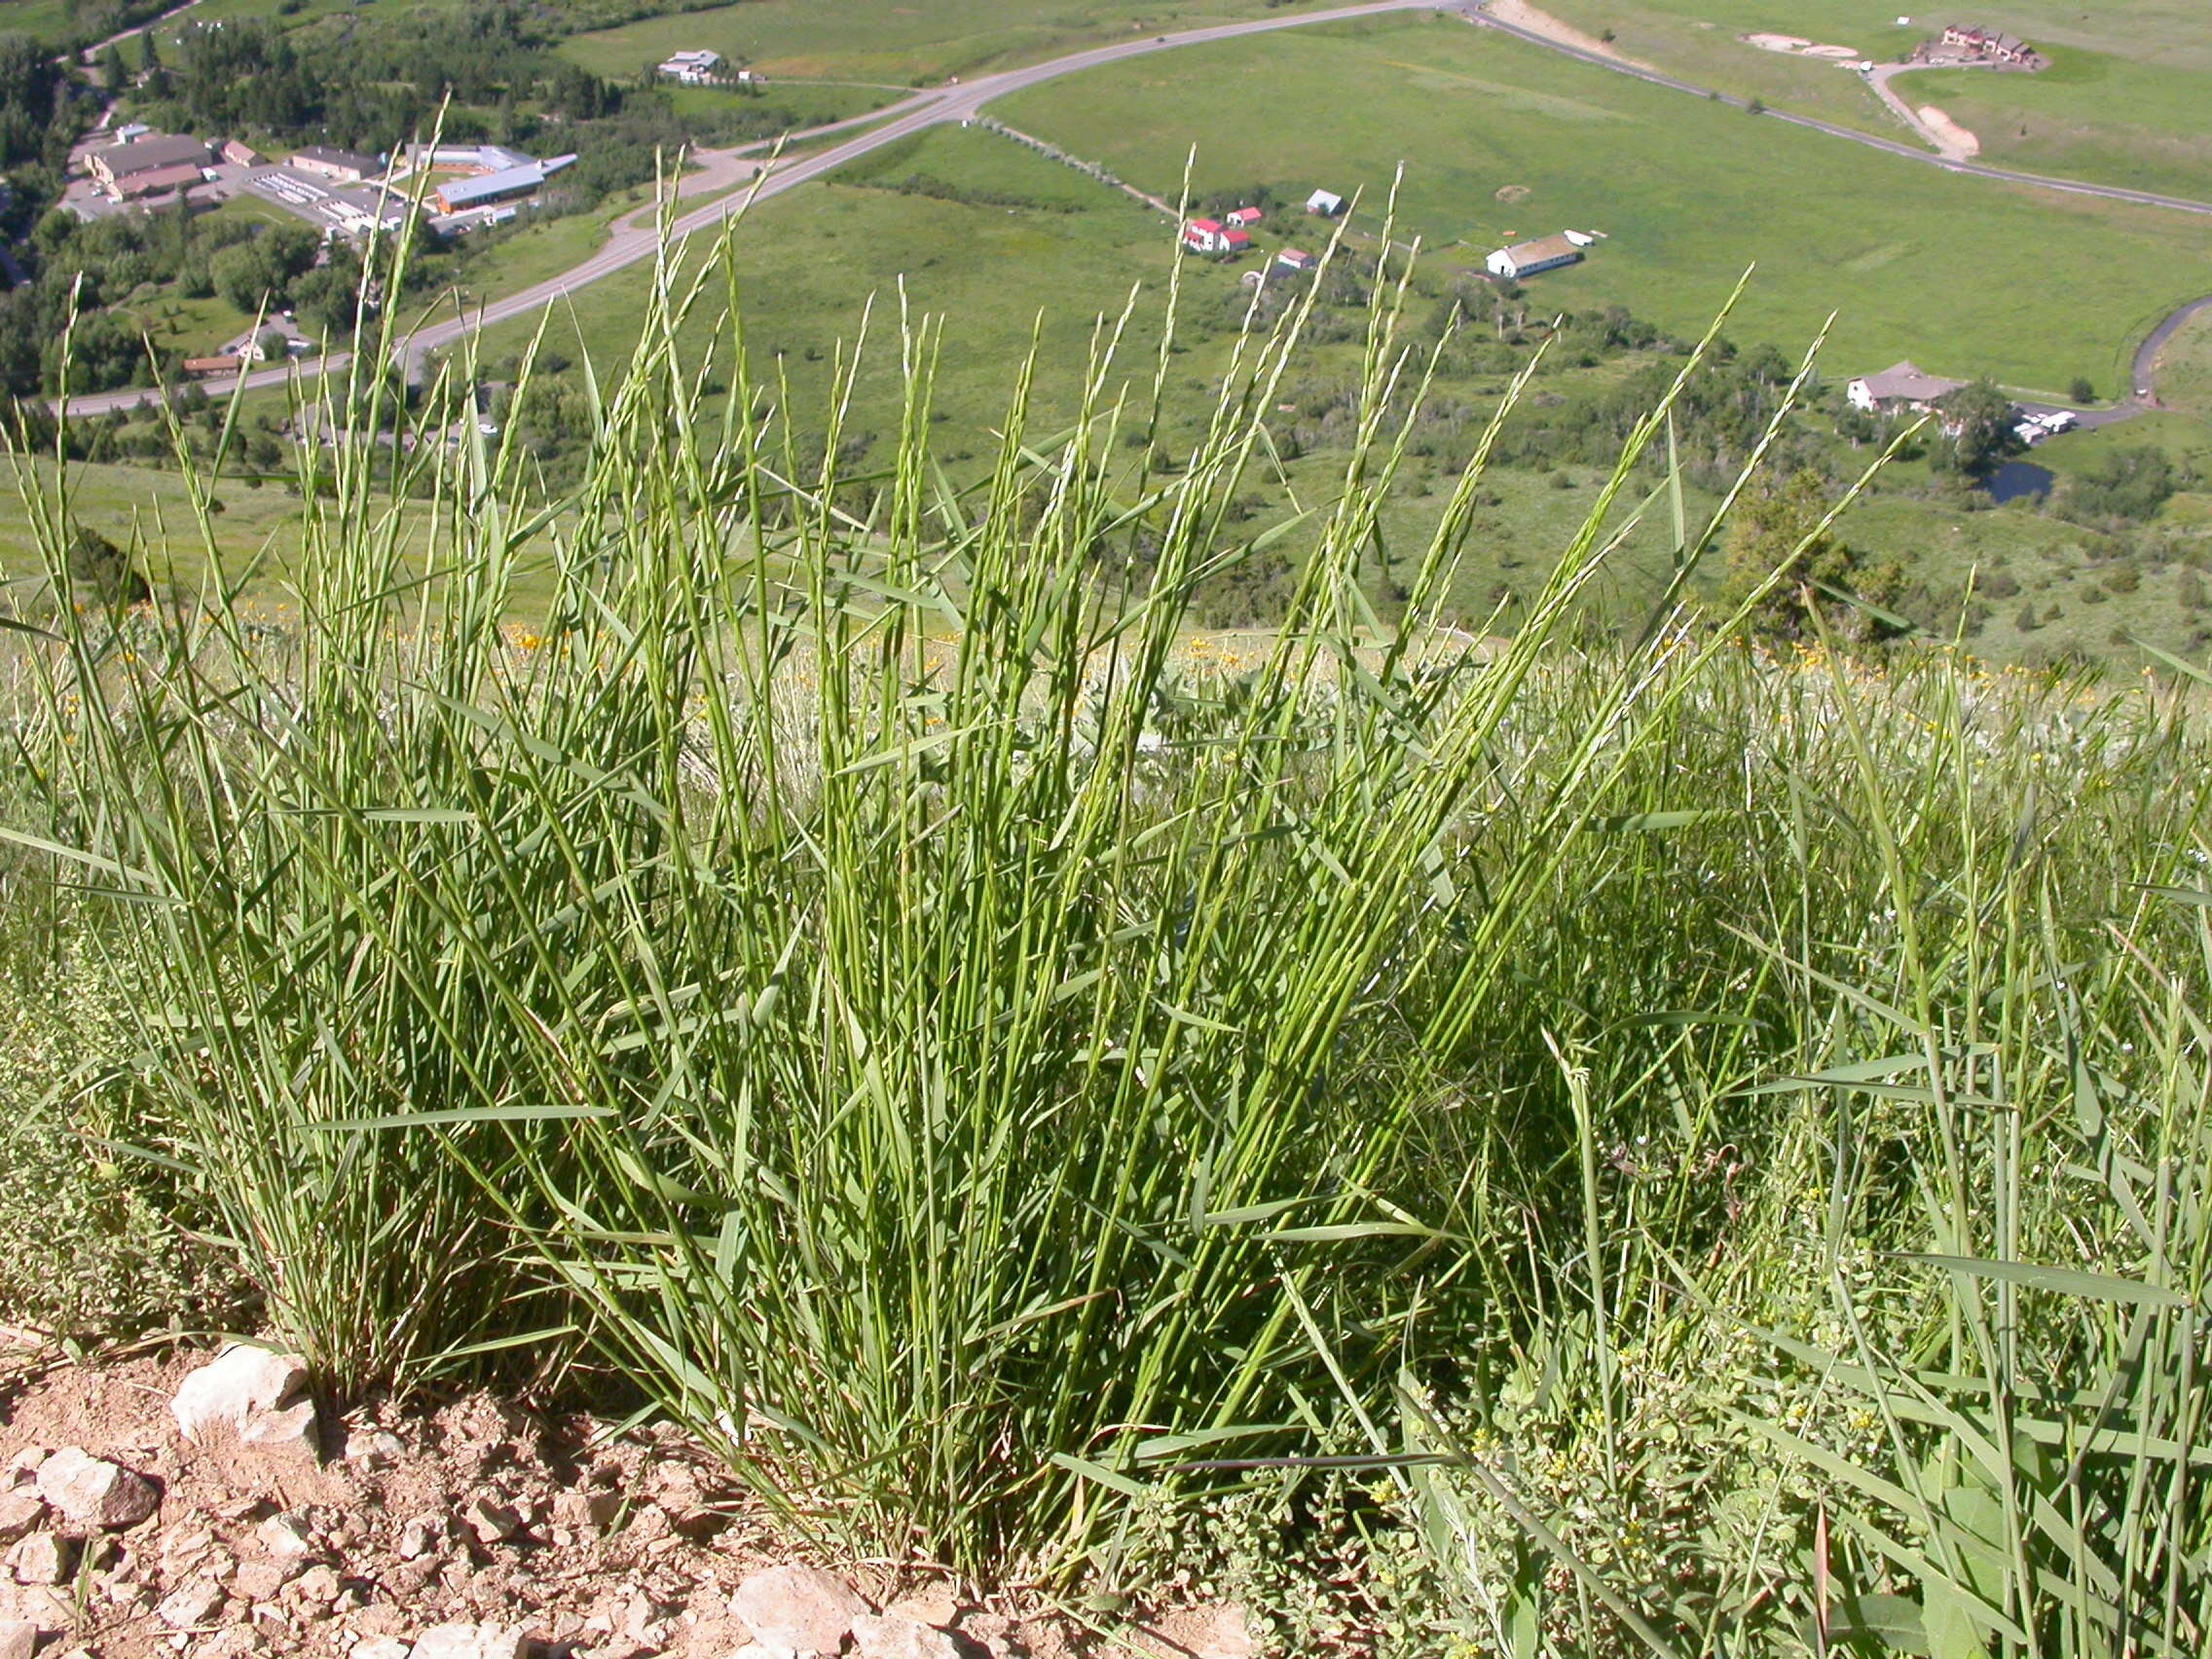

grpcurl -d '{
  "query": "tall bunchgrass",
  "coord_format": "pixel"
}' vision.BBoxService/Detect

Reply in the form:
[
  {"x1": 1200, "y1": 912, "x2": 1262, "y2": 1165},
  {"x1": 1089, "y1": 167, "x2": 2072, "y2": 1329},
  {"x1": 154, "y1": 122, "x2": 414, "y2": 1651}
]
[
  {"x1": 7, "y1": 188, "x2": 2206, "y2": 1641},
  {"x1": 1361, "y1": 650, "x2": 2212, "y2": 1656}
]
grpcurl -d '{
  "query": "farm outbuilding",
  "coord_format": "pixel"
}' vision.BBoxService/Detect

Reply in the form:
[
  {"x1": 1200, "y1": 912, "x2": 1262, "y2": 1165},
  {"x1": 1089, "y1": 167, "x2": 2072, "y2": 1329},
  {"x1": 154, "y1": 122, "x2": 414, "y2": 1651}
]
[
  {"x1": 1485, "y1": 234, "x2": 1584, "y2": 279},
  {"x1": 1306, "y1": 189, "x2": 1345, "y2": 217}
]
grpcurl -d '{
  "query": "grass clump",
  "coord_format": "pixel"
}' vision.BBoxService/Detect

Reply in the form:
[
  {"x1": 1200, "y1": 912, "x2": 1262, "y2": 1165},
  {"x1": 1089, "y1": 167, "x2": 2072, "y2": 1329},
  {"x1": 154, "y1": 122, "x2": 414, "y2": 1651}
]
[{"x1": 5, "y1": 191, "x2": 2209, "y2": 1655}]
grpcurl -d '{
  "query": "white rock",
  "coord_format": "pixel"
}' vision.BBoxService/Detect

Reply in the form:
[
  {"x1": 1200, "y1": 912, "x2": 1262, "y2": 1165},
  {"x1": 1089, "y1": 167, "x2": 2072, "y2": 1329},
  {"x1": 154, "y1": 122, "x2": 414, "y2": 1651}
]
[
  {"x1": 731, "y1": 1566, "x2": 871, "y2": 1657},
  {"x1": 408, "y1": 1625, "x2": 527, "y2": 1659},
  {"x1": 353, "y1": 1641, "x2": 413, "y2": 1659},
  {"x1": 8, "y1": 1532, "x2": 75, "y2": 1586},
  {"x1": 159, "y1": 1577, "x2": 227, "y2": 1630},
  {"x1": 255, "y1": 1513, "x2": 315, "y2": 1561},
  {"x1": 34, "y1": 1448, "x2": 158, "y2": 1530},
  {"x1": 852, "y1": 1611, "x2": 965, "y2": 1659},
  {"x1": 0, "y1": 1618, "x2": 36, "y2": 1659},
  {"x1": 171, "y1": 1346, "x2": 319, "y2": 1458}
]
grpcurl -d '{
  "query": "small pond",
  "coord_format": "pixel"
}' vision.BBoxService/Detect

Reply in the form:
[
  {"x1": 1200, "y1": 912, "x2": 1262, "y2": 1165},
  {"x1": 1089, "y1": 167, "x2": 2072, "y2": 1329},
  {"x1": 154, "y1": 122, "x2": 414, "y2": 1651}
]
[{"x1": 1986, "y1": 460, "x2": 2054, "y2": 503}]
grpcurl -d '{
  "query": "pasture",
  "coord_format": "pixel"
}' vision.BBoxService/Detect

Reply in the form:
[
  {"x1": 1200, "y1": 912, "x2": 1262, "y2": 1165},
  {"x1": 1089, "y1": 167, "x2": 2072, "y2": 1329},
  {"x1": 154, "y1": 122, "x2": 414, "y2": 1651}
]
[
  {"x1": 556, "y1": 0, "x2": 1295, "y2": 87},
  {"x1": 1893, "y1": 46, "x2": 2212, "y2": 203},
  {"x1": 991, "y1": 11, "x2": 2212, "y2": 396}
]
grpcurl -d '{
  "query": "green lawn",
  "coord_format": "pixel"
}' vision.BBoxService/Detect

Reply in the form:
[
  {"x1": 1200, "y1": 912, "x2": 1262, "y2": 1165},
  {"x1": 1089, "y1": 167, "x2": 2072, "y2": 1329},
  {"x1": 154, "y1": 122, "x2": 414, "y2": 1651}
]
[
  {"x1": 1892, "y1": 46, "x2": 2212, "y2": 202},
  {"x1": 557, "y1": 0, "x2": 1310, "y2": 87},
  {"x1": 990, "y1": 12, "x2": 2212, "y2": 396},
  {"x1": 2157, "y1": 309, "x2": 2212, "y2": 424}
]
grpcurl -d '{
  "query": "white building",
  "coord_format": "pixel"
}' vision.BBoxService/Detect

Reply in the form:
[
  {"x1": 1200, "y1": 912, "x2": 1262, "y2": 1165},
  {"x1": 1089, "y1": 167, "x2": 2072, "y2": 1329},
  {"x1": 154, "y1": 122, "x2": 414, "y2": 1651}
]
[
  {"x1": 1305, "y1": 188, "x2": 1345, "y2": 217},
  {"x1": 1485, "y1": 234, "x2": 1583, "y2": 280},
  {"x1": 658, "y1": 49, "x2": 723, "y2": 85}
]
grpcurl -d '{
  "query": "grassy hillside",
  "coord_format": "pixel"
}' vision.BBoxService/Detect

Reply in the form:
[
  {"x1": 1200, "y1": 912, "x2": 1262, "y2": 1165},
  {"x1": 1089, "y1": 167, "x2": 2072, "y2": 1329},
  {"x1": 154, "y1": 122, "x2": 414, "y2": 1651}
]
[{"x1": 7, "y1": 228, "x2": 2211, "y2": 1652}]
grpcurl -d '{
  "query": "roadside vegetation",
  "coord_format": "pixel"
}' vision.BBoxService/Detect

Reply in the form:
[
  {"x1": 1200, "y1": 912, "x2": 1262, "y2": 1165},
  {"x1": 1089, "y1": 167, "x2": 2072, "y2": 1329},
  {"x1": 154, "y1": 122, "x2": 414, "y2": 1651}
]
[{"x1": 4, "y1": 213, "x2": 2210, "y2": 1656}]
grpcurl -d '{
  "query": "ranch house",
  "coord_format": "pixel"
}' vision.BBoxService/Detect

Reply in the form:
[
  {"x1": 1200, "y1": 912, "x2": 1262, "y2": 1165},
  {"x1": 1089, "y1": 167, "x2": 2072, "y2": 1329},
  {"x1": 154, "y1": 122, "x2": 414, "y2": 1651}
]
[{"x1": 1846, "y1": 359, "x2": 1968, "y2": 413}]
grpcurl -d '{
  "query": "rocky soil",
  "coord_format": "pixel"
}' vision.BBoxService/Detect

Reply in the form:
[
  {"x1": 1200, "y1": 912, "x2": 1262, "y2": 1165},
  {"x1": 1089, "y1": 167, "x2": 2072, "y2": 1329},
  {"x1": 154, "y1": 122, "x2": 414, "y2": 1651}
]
[{"x1": 0, "y1": 1349, "x2": 1253, "y2": 1659}]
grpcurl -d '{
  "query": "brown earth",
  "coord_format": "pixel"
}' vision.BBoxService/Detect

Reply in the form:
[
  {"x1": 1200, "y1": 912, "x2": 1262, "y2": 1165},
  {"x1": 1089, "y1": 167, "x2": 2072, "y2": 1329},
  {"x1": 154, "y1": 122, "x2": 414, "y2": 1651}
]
[{"x1": 0, "y1": 1349, "x2": 1253, "y2": 1659}]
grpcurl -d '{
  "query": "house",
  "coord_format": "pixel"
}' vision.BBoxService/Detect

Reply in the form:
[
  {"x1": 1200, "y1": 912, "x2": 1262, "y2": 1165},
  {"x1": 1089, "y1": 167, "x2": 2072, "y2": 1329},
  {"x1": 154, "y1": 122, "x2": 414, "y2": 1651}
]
[
  {"x1": 221, "y1": 139, "x2": 261, "y2": 167},
  {"x1": 288, "y1": 147, "x2": 382, "y2": 185},
  {"x1": 1939, "y1": 23, "x2": 2036, "y2": 63},
  {"x1": 1485, "y1": 234, "x2": 1583, "y2": 280},
  {"x1": 113, "y1": 123, "x2": 151, "y2": 144},
  {"x1": 1275, "y1": 247, "x2": 1319, "y2": 273},
  {"x1": 1845, "y1": 359, "x2": 1968, "y2": 413},
  {"x1": 1305, "y1": 188, "x2": 1344, "y2": 217},
  {"x1": 658, "y1": 49, "x2": 723, "y2": 84},
  {"x1": 1182, "y1": 217, "x2": 1226, "y2": 253},
  {"x1": 433, "y1": 154, "x2": 577, "y2": 214},
  {"x1": 88, "y1": 133, "x2": 211, "y2": 195},
  {"x1": 1222, "y1": 227, "x2": 1252, "y2": 254},
  {"x1": 1227, "y1": 205, "x2": 1263, "y2": 227}
]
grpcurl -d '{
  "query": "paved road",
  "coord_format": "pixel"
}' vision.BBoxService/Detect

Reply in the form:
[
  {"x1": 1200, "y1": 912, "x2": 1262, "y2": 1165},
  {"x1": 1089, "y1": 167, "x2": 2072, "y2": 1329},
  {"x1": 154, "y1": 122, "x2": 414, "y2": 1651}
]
[
  {"x1": 2015, "y1": 293, "x2": 2212, "y2": 429},
  {"x1": 55, "y1": 0, "x2": 1432, "y2": 419},
  {"x1": 51, "y1": 0, "x2": 2212, "y2": 421}
]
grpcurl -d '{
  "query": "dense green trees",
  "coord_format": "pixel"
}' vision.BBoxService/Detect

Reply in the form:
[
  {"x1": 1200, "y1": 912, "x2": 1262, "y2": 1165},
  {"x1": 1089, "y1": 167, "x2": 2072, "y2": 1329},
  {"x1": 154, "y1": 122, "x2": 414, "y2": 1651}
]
[{"x1": 1720, "y1": 467, "x2": 1905, "y2": 644}]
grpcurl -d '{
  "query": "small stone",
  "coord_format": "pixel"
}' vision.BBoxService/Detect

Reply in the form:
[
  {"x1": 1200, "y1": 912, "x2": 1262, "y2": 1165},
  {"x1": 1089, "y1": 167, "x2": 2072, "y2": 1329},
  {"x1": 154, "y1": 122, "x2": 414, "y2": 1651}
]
[
  {"x1": 170, "y1": 1346, "x2": 319, "y2": 1460},
  {"x1": 230, "y1": 1559, "x2": 300, "y2": 1602},
  {"x1": 0, "y1": 1618, "x2": 37, "y2": 1659},
  {"x1": 730, "y1": 1566, "x2": 870, "y2": 1658},
  {"x1": 462, "y1": 1499, "x2": 521, "y2": 1547},
  {"x1": 852, "y1": 1612, "x2": 964, "y2": 1659},
  {"x1": 255, "y1": 1514, "x2": 314, "y2": 1561},
  {"x1": 290, "y1": 1564, "x2": 342, "y2": 1605},
  {"x1": 35, "y1": 1448, "x2": 159, "y2": 1530},
  {"x1": 353, "y1": 1641, "x2": 412, "y2": 1659},
  {"x1": 196, "y1": 1631, "x2": 271, "y2": 1659},
  {"x1": 348, "y1": 1433, "x2": 405, "y2": 1473},
  {"x1": 394, "y1": 1518, "x2": 441, "y2": 1562},
  {"x1": 159, "y1": 1577, "x2": 228, "y2": 1630},
  {"x1": 0, "y1": 1493, "x2": 44, "y2": 1543},
  {"x1": 9, "y1": 1531, "x2": 76, "y2": 1586},
  {"x1": 551, "y1": 1489, "x2": 622, "y2": 1541},
  {"x1": 408, "y1": 1625, "x2": 527, "y2": 1659}
]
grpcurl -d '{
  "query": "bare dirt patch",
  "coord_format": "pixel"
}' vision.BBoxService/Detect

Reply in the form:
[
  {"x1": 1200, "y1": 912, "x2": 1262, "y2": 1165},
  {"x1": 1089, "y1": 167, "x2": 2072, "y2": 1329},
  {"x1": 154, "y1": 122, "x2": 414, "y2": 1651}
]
[
  {"x1": 1743, "y1": 32, "x2": 1861, "y2": 58},
  {"x1": 0, "y1": 1349, "x2": 1248, "y2": 1659},
  {"x1": 1917, "y1": 103, "x2": 1981, "y2": 157},
  {"x1": 1485, "y1": 0, "x2": 1655, "y2": 69},
  {"x1": 1494, "y1": 183, "x2": 1531, "y2": 203}
]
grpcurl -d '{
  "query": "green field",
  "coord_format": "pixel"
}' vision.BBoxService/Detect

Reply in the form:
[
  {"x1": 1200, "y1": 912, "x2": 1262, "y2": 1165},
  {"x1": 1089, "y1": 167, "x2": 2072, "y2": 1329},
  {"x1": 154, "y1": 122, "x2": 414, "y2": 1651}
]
[
  {"x1": 557, "y1": 0, "x2": 1304, "y2": 86},
  {"x1": 1538, "y1": 0, "x2": 2212, "y2": 195},
  {"x1": 992, "y1": 13, "x2": 2212, "y2": 396},
  {"x1": 1893, "y1": 46, "x2": 2212, "y2": 201},
  {"x1": 2158, "y1": 309, "x2": 2212, "y2": 423}
]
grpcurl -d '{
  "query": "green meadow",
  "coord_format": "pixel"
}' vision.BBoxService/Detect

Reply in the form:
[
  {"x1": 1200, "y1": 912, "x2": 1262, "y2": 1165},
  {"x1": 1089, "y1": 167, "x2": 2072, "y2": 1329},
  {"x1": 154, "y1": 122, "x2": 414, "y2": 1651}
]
[
  {"x1": 992, "y1": 11, "x2": 2212, "y2": 396},
  {"x1": 1893, "y1": 46, "x2": 2212, "y2": 203},
  {"x1": 557, "y1": 0, "x2": 1297, "y2": 87}
]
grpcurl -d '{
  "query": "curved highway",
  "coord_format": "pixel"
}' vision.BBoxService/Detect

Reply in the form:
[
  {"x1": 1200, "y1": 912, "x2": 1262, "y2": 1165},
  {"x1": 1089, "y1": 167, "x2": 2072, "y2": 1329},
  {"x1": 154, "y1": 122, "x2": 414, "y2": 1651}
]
[{"x1": 50, "y1": 0, "x2": 2212, "y2": 421}]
